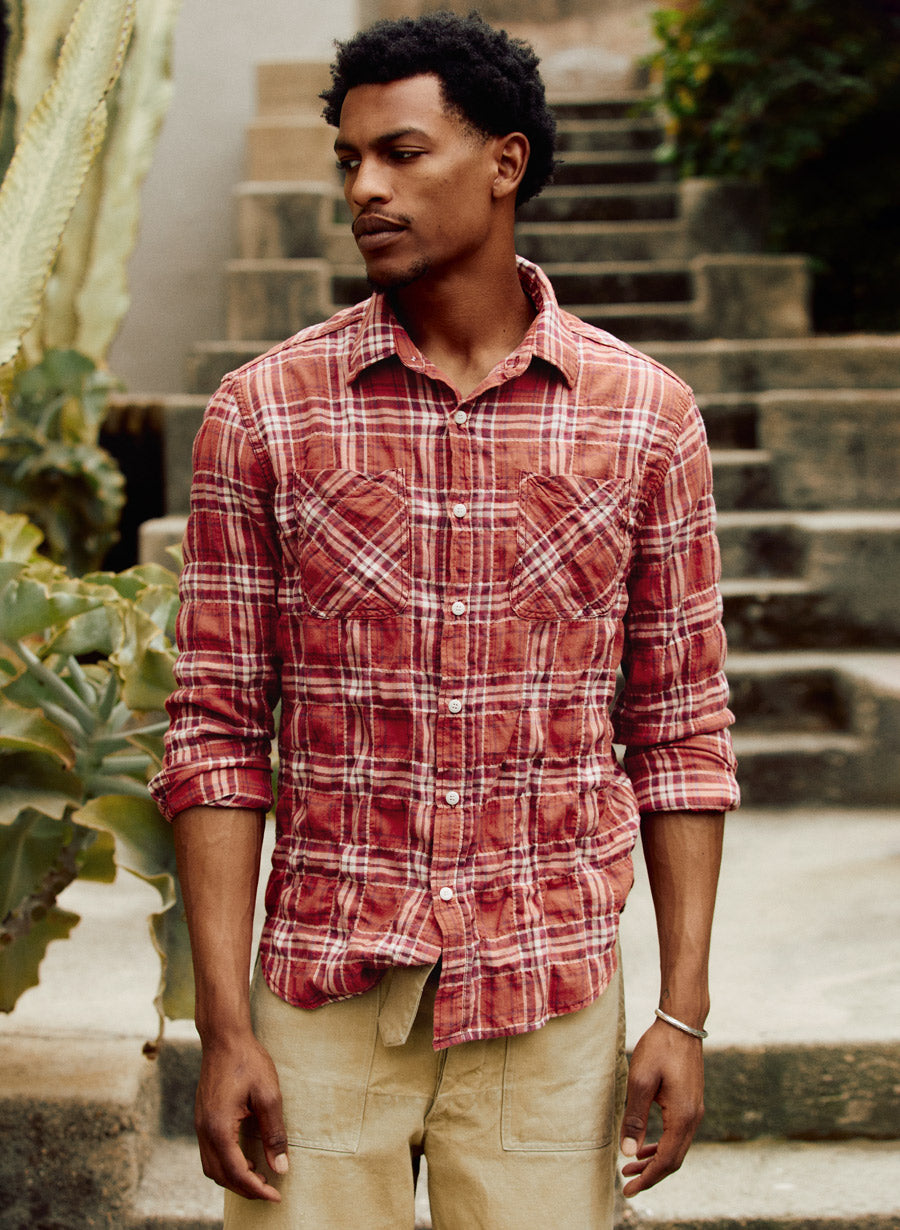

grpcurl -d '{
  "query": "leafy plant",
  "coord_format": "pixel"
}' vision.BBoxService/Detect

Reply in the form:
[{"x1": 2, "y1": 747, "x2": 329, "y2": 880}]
[
  {"x1": 0, "y1": 348, "x2": 125, "y2": 573},
  {"x1": 645, "y1": 0, "x2": 900, "y2": 180},
  {"x1": 0, "y1": 511, "x2": 191, "y2": 1036},
  {"x1": 644, "y1": 0, "x2": 900, "y2": 331}
]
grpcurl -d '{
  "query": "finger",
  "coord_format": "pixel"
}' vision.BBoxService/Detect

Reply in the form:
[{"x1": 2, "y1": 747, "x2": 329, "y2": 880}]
[
  {"x1": 620, "y1": 1069, "x2": 658, "y2": 1158},
  {"x1": 253, "y1": 1084, "x2": 290, "y2": 1178},
  {"x1": 621, "y1": 1112, "x2": 697, "y2": 1196},
  {"x1": 199, "y1": 1125, "x2": 283, "y2": 1202}
]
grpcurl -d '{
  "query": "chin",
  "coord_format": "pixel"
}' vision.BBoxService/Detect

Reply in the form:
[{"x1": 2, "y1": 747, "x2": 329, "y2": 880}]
[{"x1": 365, "y1": 258, "x2": 431, "y2": 293}]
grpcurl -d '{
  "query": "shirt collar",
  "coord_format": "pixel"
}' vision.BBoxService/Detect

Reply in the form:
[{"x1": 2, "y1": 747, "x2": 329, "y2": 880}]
[{"x1": 347, "y1": 257, "x2": 579, "y2": 389}]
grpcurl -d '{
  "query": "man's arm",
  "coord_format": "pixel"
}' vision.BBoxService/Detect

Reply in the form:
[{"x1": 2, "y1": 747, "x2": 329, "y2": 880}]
[
  {"x1": 619, "y1": 808, "x2": 724, "y2": 1196},
  {"x1": 174, "y1": 806, "x2": 288, "y2": 1202}
]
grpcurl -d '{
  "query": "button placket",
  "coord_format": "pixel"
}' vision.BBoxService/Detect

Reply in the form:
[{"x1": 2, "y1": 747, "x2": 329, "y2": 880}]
[{"x1": 432, "y1": 393, "x2": 475, "y2": 947}]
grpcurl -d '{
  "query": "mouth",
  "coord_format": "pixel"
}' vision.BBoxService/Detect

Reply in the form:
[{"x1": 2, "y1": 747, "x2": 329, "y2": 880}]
[{"x1": 352, "y1": 213, "x2": 408, "y2": 254}]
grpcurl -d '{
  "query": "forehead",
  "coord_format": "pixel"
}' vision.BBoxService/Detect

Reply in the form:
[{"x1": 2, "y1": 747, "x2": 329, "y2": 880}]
[{"x1": 336, "y1": 73, "x2": 468, "y2": 144}]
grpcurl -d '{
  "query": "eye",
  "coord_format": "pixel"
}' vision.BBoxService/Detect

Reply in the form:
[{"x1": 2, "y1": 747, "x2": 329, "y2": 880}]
[
  {"x1": 390, "y1": 149, "x2": 422, "y2": 162},
  {"x1": 335, "y1": 156, "x2": 360, "y2": 174}
]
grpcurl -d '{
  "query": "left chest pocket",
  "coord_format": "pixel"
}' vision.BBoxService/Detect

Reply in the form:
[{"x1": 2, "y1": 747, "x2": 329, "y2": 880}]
[
  {"x1": 509, "y1": 473, "x2": 632, "y2": 620},
  {"x1": 284, "y1": 468, "x2": 410, "y2": 618}
]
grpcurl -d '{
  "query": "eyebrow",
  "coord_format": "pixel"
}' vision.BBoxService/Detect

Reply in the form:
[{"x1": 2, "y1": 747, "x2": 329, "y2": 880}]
[{"x1": 334, "y1": 126, "x2": 431, "y2": 153}]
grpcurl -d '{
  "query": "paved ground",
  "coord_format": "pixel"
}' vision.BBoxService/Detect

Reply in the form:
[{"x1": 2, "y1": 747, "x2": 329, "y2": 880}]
[{"x1": 2, "y1": 808, "x2": 897, "y2": 1051}]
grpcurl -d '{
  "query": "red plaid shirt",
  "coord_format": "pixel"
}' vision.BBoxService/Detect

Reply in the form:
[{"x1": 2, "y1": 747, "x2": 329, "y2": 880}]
[{"x1": 151, "y1": 260, "x2": 739, "y2": 1049}]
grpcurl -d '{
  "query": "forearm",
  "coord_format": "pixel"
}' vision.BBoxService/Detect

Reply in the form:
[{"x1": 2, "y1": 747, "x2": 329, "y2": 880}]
[
  {"x1": 173, "y1": 805, "x2": 265, "y2": 1044},
  {"x1": 641, "y1": 809, "x2": 724, "y2": 1028}
]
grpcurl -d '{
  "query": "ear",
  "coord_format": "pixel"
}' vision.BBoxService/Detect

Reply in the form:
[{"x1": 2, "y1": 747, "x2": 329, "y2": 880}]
[{"x1": 491, "y1": 132, "x2": 530, "y2": 201}]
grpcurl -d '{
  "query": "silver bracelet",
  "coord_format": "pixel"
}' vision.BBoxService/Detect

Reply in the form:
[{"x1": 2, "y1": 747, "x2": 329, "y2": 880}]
[{"x1": 654, "y1": 1007, "x2": 708, "y2": 1039}]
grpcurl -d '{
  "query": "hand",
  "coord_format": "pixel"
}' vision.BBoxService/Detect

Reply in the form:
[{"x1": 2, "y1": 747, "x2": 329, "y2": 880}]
[
  {"x1": 619, "y1": 1018, "x2": 705, "y2": 1197},
  {"x1": 194, "y1": 1032, "x2": 289, "y2": 1201}
]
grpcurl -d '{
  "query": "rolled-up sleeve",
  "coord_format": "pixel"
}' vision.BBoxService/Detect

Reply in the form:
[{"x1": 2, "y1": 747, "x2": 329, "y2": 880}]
[
  {"x1": 149, "y1": 380, "x2": 281, "y2": 821},
  {"x1": 612, "y1": 398, "x2": 740, "y2": 814}
]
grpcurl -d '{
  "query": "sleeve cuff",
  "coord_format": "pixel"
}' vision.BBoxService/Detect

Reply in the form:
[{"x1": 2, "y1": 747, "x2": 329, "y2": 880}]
[
  {"x1": 624, "y1": 728, "x2": 740, "y2": 814},
  {"x1": 149, "y1": 764, "x2": 274, "y2": 821}
]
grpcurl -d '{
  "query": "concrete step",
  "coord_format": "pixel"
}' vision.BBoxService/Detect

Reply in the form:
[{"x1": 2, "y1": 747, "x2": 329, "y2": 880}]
[
  {"x1": 553, "y1": 148, "x2": 671, "y2": 186},
  {"x1": 225, "y1": 258, "x2": 331, "y2": 341},
  {"x1": 555, "y1": 301, "x2": 698, "y2": 343},
  {"x1": 696, "y1": 394, "x2": 761, "y2": 448},
  {"x1": 519, "y1": 182, "x2": 679, "y2": 223},
  {"x1": 235, "y1": 182, "x2": 336, "y2": 260},
  {"x1": 187, "y1": 341, "x2": 276, "y2": 394},
  {"x1": 549, "y1": 95, "x2": 652, "y2": 122},
  {"x1": 516, "y1": 219, "x2": 688, "y2": 264},
  {"x1": 254, "y1": 61, "x2": 330, "y2": 118},
  {"x1": 643, "y1": 337, "x2": 900, "y2": 395},
  {"x1": 727, "y1": 660, "x2": 853, "y2": 733},
  {"x1": 709, "y1": 449, "x2": 779, "y2": 512},
  {"x1": 131, "y1": 1138, "x2": 900, "y2": 1230},
  {"x1": 716, "y1": 509, "x2": 900, "y2": 578},
  {"x1": 130, "y1": 1137, "x2": 222, "y2": 1229},
  {"x1": 757, "y1": 389, "x2": 900, "y2": 510},
  {"x1": 245, "y1": 115, "x2": 337, "y2": 182},
  {"x1": 722, "y1": 577, "x2": 846, "y2": 651},
  {"x1": 555, "y1": 116, "x2": 663, "y2": 153},
  {"x1": 626, "y1": 1140, "x2": 900, "y2": 1229},
  {"x1": 732, "y1": 729, "x2": 872, "y2": 806},
  {"x1": 544, "y1": 260, "x2": 693, "y2": 305}
]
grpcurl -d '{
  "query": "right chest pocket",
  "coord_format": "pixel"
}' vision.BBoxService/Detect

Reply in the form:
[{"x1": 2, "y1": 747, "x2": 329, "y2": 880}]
[{"x1": 282, "y1": 468, "x2": 410, "y2": 618}]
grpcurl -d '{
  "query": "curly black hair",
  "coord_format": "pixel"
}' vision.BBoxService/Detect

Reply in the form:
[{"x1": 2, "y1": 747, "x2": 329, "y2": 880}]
[{"x1": 320, "y1": 11, "x2": 557, "y2": 207}]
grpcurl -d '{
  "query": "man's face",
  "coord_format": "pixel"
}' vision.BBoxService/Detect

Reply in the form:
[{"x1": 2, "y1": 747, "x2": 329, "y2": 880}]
[{"x1": 334, "y1": 74, "x2": 501, "y2": 292}]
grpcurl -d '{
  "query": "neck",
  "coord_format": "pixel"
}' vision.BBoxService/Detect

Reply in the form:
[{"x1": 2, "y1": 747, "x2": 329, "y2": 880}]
[{"x1": 390, "y1": 251, "x2": 535, "y2": 398}]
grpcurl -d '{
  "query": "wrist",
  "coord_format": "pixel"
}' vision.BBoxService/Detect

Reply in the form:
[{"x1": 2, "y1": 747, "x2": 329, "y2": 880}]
[{"x1": 654, "y1": 1006, "x2": 708, "y2": 1040}]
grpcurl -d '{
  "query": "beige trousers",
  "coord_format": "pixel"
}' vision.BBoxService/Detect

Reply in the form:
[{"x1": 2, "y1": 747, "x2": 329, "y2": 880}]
[{"x1": 224, "y1": 962, "x2": 626, "y2": 1230}]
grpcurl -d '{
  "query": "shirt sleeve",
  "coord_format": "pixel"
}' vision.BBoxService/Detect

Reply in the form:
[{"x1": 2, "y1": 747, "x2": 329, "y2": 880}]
[
  {"x1": 612, "y1": 397, "x2": 740, "y2": 814},
  {"x1": 149, "y1": 380, "x2": 281, "y2": 820}
]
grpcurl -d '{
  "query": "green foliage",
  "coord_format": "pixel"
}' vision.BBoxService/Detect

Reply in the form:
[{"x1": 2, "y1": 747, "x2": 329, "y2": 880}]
[
  {"x1": 0, "y1": 510, "x2": 191, "y2": 1033},
  {"x1": 0, "y1": 348, "x2": 126, "y2": 573},
  {"x1": 645, "y1": 0, "x2": 900, "y2": 331},
  {"x1": 646, "y1": 0, "x2": 900, "y2": 179}
]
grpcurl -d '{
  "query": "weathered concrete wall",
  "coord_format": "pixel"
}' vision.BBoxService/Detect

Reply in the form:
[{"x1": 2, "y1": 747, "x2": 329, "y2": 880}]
[
  {"x1": 108, "y1": 0, "x2": 357, "y2": 394},
  {"x1": 360, "y1": 0, "x2": 657, "y2": 95}
]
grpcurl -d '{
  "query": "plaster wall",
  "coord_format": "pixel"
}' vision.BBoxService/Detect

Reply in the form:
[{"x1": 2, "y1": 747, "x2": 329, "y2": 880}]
[{"x1": 108, "y1": 0, "x2": 358, "y2": 393}]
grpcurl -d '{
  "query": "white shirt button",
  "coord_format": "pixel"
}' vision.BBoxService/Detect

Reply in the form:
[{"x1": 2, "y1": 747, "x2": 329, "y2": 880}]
[
  {"x1": 445, "y1": 790, "x2": 460, "y2": 806},
  {"x1": 439, "y1": 886, "x2": 454, "y2": 902},
  {"x1": 453, "y1": 410, "x2": 468, "y2": 426},
  {"x1": 451, "y1": 600, "x2": 466, "y2": 616},
  {"x1": 452, "y1": 502, "x2": 467, "y2": 518},
  {"x1": 447, "y1": 698, "x2": 463, "y2": 714}
]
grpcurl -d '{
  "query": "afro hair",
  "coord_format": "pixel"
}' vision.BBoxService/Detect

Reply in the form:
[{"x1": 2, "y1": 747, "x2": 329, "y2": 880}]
[{"x1": 320, "y1": 10, "x2": 557, "y2": 207}]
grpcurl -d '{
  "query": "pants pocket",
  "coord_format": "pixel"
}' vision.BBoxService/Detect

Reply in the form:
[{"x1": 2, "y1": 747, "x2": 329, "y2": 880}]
[
  {"x1": 250, "y1": 970, "x2": 379, "y2": 1153},
  {"x1": 500, "y1": 964, "x2": 623, "y2": 1152}
]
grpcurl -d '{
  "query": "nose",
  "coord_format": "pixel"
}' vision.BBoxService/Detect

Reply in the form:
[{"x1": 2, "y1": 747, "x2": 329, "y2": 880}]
[{"x1": 348, "y1": 155, "x2": 390, "y2": 209}]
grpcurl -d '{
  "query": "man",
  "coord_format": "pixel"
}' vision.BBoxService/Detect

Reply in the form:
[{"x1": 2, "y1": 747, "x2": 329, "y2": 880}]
[{"x1": 151, "y1": 12, "x2": 739, "y2": 1228}]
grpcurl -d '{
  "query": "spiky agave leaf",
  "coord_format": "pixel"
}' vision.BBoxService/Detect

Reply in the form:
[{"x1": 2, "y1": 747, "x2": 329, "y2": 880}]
[{"x1": 0, "y1": 0, "x2": 137, "y2": 368}]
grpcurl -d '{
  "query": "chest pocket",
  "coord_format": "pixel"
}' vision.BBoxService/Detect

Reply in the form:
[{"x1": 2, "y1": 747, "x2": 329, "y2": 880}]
[
  {"x1": 509, "y1": 473, "x2": 631, "y2": 620},
  {"x1": 285, "y1": 468, "x2": 410, "y2": 618}
]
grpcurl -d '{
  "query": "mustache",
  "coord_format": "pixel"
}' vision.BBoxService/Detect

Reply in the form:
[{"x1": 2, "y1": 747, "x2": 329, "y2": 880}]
[{"x1": 352, "y1": 211, "x2": 411, "y2": 237}]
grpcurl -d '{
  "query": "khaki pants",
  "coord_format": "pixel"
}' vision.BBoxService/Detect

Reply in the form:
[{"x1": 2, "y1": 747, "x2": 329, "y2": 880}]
[{"x1": 225, "y1": 962, "x2": 626, "y2": 1230}]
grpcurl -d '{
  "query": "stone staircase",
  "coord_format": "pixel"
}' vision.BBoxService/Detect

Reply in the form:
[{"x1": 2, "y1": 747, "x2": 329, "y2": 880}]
[{"x1": 114, "y1": 63, "x2": 900, "y2": 1229}]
